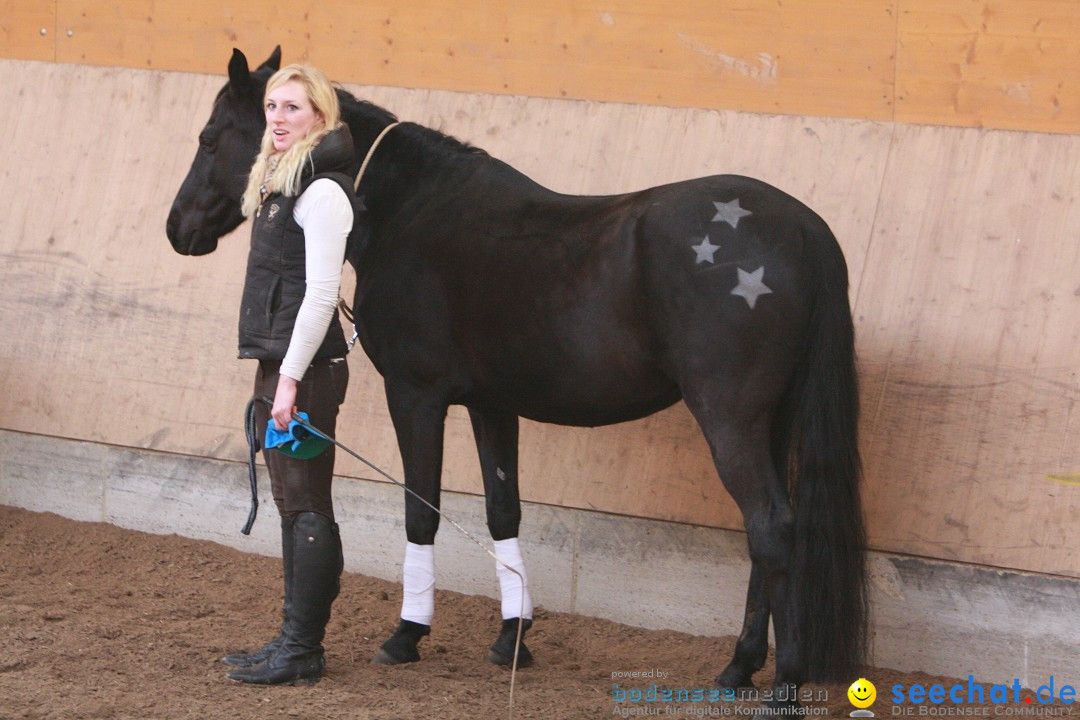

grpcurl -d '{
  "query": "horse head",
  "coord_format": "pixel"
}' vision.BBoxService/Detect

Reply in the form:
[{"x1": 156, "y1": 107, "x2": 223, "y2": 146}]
[{"x1": 165, "y1": 47, "x2": 280, "y2": 256}]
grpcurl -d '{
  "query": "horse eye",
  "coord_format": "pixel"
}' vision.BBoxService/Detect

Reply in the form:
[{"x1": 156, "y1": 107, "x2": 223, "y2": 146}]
[{"x1": 198, "y1": 135, "x2": 217, "y2": 153}]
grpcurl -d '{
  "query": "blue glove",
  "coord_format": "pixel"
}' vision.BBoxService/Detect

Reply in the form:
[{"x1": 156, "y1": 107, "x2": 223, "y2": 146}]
[{"x1": 264, "y1": 411, "x2": 331, "y2": 459}]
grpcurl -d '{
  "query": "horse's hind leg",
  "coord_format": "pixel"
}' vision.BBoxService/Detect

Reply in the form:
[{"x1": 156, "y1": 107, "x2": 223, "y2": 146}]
[
  {"x1": 684, "y1": 398, "x2": 800, "y2": 702},
  {"x1": 716, "y1": 417, "x2": 789, "y2": 690},
  {"x1": 372, "y1": 380, "x2": 448, "y2": 665},
  {"x1": 468, "y1": 408, "x2": 535, "y2": 667},
  {"x1": 715, "y1": 563, "x2": 770, "y2": 691}
]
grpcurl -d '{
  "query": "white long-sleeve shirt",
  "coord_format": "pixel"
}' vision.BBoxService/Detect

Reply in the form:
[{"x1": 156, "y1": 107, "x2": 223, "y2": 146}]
[{"x1": 279, "y1": 178, "x2": 353, "y2": 381}]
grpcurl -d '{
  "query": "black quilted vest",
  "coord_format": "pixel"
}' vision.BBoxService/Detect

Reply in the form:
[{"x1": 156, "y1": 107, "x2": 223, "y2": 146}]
[{"x1": 238, "y1": 125, "x2": 356, "y2": 362}]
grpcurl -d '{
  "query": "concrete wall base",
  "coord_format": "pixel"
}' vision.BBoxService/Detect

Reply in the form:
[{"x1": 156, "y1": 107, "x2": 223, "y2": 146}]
[{"x1": 2, "y1": 429, "x2": 1076, "y2": 686}]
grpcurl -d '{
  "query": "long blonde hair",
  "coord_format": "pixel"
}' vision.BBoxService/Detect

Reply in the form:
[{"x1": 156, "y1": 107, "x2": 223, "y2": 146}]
[{"x1": 241, "y1": 64, "x2": 343, "y2": 218}]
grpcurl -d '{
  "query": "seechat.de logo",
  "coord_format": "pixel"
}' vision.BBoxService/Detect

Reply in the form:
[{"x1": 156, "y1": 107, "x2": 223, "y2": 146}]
[{"x1": 891, "y1": 676, "x2": 1076, "y2": 716}]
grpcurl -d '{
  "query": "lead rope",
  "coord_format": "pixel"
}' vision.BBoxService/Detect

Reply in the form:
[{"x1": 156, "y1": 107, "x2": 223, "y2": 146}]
[
  {"x1": 251, "y1": 398, "x2": 526, "y2": 720},
  {"x1": 353, "y1": 121, "x2": 400, "y2": 192},
  {"x1": 337, "y1": 121, "x2": 402, "y2": 349},
  {"x1": 240, "y1": 397, "x2": 259, "y2": 535}
]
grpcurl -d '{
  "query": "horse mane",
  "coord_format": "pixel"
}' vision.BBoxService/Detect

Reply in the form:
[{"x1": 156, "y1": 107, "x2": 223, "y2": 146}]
[
  {"x1": 336, "y1": 87, "x2": 490, "y2": 168},
  {"x1": 337, "y1": 87, "x2": 398, "y2": 130}
]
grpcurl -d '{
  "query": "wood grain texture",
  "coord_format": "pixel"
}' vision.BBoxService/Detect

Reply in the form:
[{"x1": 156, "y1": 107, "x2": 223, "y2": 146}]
[
  {"x1": 0, "y1": 0, "x2": 56, "y2": 61},
  {"x1": 896, "y1": 0, "x2": 1080, "y2": 132},
  {"x1": 854, "y1": 123, "x2": 1080, "y2": 576},
  {"x1": 44, "y1": 0, "x2": 895, "y2": 120},
  {"x1": 5, "y1": 2, "x2": 1078, "y2": 131}
]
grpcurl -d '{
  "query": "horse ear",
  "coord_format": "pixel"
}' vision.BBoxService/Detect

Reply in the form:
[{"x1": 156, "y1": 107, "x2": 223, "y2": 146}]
[
  {"x1": 258, "y1": 46, "x2": 282, "y2": 73},
  {"x1": 228, "y1": 48, "x2": 252, "y2": 91}
]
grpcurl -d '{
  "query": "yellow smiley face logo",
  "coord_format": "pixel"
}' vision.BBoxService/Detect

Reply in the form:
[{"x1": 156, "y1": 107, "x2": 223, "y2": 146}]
[{"x1": 848, "y1": 678, "x2": 877, "y2": 708}]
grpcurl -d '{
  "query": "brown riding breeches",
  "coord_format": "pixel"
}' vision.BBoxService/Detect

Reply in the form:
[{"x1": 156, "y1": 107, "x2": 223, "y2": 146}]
[{"x1": 253, "y1": 357, "x2": 350, "y2": 520}]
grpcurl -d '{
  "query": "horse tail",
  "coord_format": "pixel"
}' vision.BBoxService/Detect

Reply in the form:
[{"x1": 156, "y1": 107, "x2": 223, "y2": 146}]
[{"x1": 781, "y1": 220, "x2": 868, "y2": 682}]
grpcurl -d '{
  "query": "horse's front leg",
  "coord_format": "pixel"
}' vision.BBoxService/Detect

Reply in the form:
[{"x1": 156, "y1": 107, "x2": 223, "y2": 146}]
[
  {"x1": 468, "y1": 408, "x2": 534, "y2": 667},
  {"x1": 372, "y1": 380, "x2": 448, "y2": 665}
]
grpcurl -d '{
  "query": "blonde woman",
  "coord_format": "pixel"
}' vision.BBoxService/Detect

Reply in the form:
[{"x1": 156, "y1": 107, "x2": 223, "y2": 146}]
[{"x1": 223, "y1": 64, "x2": 355, "y2": 686}]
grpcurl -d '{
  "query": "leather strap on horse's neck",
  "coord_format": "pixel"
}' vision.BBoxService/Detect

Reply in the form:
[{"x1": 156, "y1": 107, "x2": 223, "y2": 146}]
[
  {"x1": 340, "y1": 122, "x2": 399, "y2": 344},
  {"x1": 353, "y1": 122, "x2": 400, "y2": 192}
]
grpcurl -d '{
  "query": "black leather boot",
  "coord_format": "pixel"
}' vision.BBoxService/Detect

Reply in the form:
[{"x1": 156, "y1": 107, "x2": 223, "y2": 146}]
[
  {"x1": 228, "y1": 512, "x2": 343, "y2": 685},
  {"x1": 223, "y1": 515, "x2": 295, "y2": 667}
]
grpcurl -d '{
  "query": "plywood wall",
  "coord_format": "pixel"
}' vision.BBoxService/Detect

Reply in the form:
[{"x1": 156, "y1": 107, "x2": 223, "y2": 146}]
[
  {"x1": 0, "y1": 59, "x2": 1077, "y2": 579},
  {"x1": 856, "y1": 126, "x2": 1080, "y2": 576},
  {"x1": 2, "y1": 0, "x2": 1078, "y2": 133}
]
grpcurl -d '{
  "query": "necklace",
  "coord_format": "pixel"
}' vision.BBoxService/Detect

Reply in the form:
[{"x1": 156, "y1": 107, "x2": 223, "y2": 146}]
[{"x1": 257, "y1": 157, "x2": 279, "y2": 217}]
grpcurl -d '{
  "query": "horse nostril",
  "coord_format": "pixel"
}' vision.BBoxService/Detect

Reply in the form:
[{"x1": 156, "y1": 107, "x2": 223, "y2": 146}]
[
  {"x1": 166, "y1": 207, "x2": 182, "y2": 241},
  {"x1": 165, "y1": 208, "x2": 199, "y2": 254}
]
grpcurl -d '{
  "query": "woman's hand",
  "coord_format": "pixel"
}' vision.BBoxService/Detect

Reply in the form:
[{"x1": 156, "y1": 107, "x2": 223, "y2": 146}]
[{"x1": 271, "y1": 375, "x2": 299, "y2": 431}]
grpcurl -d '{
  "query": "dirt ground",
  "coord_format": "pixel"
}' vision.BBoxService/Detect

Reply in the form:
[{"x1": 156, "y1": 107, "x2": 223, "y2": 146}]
[{"x1": 0, "y1": 505, "x2": 1074, "y2": 720}]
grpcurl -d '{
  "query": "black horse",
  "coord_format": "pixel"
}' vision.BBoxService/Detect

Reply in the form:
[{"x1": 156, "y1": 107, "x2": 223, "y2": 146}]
[{"x1": 167, "y1": 47, "x2": 867, "y2": 700}]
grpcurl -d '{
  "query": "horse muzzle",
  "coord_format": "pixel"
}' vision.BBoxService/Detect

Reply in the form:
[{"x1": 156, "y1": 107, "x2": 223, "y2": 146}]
[{"x1": 165, "y1": 208, "x2": 220, "y2": 256}]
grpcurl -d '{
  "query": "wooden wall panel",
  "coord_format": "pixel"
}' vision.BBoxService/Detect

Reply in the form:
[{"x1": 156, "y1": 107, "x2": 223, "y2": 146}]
[
  {"x1": 0, "y1": 62, "x2": 256, "y2": 461},
  {"x1": 0, "y1": 0, "x2": 56, "y2": 61},
  {"x1": 46, "y1": 0, "x2": 897, "y2": 121},
  {"x1": 897, "y1": 0, "x2": 1080, "y2": 133},
  {"x1": 5, "y1": 1, "x2": 1080, "y2": 132},
  {"x1": 854, "y1": 125, "x2": 1080, "y2": 576}
]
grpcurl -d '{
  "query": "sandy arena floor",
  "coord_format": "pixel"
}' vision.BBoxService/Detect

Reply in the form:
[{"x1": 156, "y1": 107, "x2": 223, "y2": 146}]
[{"x1": 0, "y1": 505, "x2": 1073, "y2": 720}]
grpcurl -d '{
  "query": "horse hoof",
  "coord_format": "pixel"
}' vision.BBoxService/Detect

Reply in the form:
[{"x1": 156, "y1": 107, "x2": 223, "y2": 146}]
[
  {"x1": 714, "y1": 667, "x2": 756, "y2": 695},
  {"x1": 486, "y1": 645, "x2": 534, "y2": 668},
  {"x1": 371, "y1": 619, "x2": 430, "y2": 665},
  {"x1": 371, "y1": 647, "x2": 417, "y2": 665},
  {"x1": 487, "y1": 617, "x2": 534, "y2": 667}
]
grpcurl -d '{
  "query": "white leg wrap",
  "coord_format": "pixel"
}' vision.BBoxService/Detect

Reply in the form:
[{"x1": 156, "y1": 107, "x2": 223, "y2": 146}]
[
  {"x1": 401, "y1": 542, "x2": 435, "y2": 625},
  {"x1": 494, "y1": 538, "x2": 533, "y2": 620}
]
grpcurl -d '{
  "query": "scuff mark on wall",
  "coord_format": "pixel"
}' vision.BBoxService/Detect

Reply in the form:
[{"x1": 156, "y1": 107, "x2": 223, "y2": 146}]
[
  {"x1": 1001, "y1": 81, "x2": 1032, "y2": 105},
  {"x1": 675, "y1": 32, "x2": 778, "y2": 85}
]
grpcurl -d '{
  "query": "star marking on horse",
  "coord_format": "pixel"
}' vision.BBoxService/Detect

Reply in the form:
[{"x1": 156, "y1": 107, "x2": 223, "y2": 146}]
[
  {"x1": 713, "y1": 198, "x2": 752, "y2": 229},
  {"x1": 731, "y1": 266, "x2": 772, "y2": 309},
  {"x1": 692, "y1": 235, "x2": 720, "y2": 264}
]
